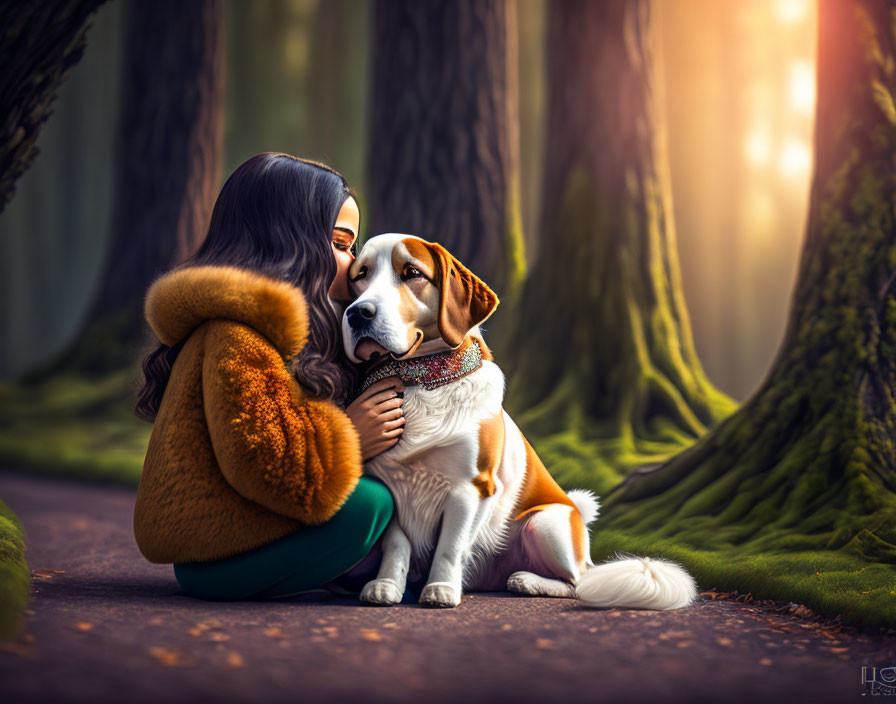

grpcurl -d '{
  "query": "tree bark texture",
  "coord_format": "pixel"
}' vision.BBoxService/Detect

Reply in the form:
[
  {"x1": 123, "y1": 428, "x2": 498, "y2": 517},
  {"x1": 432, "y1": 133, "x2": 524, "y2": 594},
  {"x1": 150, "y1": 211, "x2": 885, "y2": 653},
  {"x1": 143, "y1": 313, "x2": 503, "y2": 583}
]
[
  {"x1": 0, "y1": 0, "x2": 106, "y2": 213},
  {"x1": 88, "y1": 0, "x2": 224, "y2": 322},
  {"x1": 604, "y1": 0, "x2": 896, "y2": 563},
  {"x1": 367, "y1": 0, "x2": 524, "y2": 299},
  {"x1": 504, "y1": 0, "x2": 734, "y2": 492}
]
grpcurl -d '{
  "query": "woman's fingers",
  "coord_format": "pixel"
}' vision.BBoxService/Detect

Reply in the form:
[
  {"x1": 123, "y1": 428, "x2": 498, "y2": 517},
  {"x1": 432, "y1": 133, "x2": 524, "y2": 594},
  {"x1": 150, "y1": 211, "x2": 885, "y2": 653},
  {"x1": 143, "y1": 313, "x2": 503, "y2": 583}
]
[
  {"x1": 370, "y1": 396, "x2": 403, "y2": 414},
  {"x1": 378, "y1": 407, "x2": 404, "y2": 422},
  {"x1": 365, "y1": 387, "x2": 404, "y2": 408},
  {"x1": 358, "y1": 376, "x2": 403, "y2": 403},
  {"x1": 382, "y1": 415, "x2": 406, "y2": 430}
]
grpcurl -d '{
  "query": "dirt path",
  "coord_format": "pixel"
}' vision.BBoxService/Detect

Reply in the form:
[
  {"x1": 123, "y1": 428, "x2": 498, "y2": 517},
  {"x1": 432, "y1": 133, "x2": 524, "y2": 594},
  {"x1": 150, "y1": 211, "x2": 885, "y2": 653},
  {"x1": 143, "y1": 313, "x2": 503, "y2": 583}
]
[{"x1": 0, "y1": 472, "x2": 892, "y2": 704}]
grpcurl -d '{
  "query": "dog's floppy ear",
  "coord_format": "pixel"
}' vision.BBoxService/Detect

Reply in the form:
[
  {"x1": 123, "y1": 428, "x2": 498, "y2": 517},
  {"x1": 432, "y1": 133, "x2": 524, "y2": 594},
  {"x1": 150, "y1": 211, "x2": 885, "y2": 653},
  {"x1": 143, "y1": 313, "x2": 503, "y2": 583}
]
[{"x1": 425, "y1": 241, "x2": 499, "y2": 348}]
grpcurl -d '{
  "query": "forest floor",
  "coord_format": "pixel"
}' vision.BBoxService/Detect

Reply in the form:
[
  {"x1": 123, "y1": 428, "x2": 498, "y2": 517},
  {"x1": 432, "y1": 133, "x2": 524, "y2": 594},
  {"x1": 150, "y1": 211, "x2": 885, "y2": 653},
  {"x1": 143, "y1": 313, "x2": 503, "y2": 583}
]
[{"x1": 1, "y1": 472, "x2": 894, "y2": 704}]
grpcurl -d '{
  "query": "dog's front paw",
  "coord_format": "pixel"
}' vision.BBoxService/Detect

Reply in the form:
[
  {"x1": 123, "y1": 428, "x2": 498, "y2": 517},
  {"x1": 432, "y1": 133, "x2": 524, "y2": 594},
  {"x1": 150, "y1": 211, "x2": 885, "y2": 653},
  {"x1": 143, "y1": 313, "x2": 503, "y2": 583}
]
[
  {"x1": 419, "y1": 582, "x2": 461, "y2": 608},
  {"x1": 360, "y1": 578, "x2": 403, "y2": 606}
]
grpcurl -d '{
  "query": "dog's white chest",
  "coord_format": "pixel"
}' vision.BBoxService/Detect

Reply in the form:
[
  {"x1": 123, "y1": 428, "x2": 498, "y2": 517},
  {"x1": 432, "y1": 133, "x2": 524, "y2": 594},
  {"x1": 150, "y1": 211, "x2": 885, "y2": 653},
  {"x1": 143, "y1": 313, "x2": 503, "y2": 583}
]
[
  {"x1": 363, "y1": 361, "x2": 505, "y2": 557},
  {"x1": 365, "y1": 456, "x2": 452, "y2": 556}
]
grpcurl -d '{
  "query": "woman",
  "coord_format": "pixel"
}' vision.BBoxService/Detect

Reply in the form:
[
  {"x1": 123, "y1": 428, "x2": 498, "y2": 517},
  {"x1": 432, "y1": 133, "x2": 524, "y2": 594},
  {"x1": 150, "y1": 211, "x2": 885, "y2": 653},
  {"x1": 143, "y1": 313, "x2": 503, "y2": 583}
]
[{"x1": 133, "y1": 153, "x2": 404, "y2": 600}]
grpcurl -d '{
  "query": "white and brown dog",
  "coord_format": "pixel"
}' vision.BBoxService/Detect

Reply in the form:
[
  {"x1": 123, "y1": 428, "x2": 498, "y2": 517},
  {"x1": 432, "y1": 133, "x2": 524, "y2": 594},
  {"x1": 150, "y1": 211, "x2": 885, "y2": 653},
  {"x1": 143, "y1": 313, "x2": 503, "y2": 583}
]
[{"x1": 342, "y1": 233, "x2": 696, "y2": 610}]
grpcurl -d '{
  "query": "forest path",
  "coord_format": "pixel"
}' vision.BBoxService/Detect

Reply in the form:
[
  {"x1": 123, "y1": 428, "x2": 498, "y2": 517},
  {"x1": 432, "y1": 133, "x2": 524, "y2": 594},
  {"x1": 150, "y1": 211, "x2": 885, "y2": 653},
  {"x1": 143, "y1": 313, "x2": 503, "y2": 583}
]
[{"x1": 0, "y1": 472, "x2": 891, "y2": 704}]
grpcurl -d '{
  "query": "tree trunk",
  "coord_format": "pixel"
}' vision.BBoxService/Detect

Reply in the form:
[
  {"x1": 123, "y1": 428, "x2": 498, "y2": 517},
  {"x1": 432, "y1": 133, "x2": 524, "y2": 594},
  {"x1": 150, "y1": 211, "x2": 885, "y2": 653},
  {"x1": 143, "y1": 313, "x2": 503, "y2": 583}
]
[
  {"x1": 604, "y1": 0, "x2": 896, "y2": 567},
  {"x1": 367, "y1": 0, "x2": 524, "y2": 300},
  {"x1": 505, "y1": 0, "x2": 735, "y2": 494},
  {"x1": 0, "y1": 0, "x2": 107, "y2": 213},
  {"x1": 88, "y1": 0, "x2": 224, "y2": 324}
]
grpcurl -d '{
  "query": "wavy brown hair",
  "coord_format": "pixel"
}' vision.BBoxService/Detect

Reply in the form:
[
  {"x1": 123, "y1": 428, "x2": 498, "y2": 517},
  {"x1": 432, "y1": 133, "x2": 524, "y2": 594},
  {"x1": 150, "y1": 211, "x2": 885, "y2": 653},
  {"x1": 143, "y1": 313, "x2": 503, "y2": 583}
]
[{"x1": 136, "y1": 153, "x2": 358, "y2": 420}]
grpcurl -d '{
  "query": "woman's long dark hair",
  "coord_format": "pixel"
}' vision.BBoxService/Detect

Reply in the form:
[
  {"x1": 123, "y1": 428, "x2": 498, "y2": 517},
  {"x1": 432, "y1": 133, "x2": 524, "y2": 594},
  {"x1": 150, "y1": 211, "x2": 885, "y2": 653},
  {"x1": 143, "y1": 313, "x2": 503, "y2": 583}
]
[{"x1": 136, "y1": 153, "x2": 358, "y2": 420}]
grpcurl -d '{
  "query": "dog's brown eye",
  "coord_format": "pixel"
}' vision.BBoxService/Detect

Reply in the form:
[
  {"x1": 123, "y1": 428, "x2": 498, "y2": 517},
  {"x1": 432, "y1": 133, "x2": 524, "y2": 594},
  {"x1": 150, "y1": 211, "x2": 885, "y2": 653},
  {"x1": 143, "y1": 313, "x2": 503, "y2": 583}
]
[
  {"x1": 402, "y1": 265, "x2": 423, "y2": 281},
  {"x1": 351, "y1": 265, "x2": 368, "y2": 282}
]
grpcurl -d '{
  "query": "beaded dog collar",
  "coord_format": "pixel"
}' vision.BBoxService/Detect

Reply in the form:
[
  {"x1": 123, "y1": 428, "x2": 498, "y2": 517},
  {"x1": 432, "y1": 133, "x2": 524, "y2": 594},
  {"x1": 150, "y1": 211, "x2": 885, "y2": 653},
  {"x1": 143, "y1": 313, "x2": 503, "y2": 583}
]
[{"x1": 359, "y1": 336, "x2": 484, "y2": 393}]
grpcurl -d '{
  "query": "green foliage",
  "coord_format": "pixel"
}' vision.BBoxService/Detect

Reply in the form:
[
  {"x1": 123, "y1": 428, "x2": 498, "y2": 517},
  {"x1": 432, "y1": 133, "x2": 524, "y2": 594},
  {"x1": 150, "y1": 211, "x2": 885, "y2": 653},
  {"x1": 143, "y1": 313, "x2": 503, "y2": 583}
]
[
  {"x1": 0, "y1": 370, "x2": 148, "y2": 485},
  {"x1": 0, "y1": 499, "x2": 29, "y2": 639}
]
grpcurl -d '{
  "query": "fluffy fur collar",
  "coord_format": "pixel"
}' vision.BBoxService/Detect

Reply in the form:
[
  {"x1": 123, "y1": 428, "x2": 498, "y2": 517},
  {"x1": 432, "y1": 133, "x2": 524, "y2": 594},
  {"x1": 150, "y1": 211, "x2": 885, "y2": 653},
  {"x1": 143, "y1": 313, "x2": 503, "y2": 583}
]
[{"x1": 145, "y1": 265, "x2": 309, "y2": 358}]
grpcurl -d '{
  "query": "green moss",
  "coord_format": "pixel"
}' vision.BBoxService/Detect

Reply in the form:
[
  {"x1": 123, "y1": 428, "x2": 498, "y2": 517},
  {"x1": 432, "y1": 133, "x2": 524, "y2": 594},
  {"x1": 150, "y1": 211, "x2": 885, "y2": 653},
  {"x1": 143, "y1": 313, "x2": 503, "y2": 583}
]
[
  {"x1": 0, "y1": 371, "x2": 148, "y2": 485},
  {"x1": 0, "y1": 499, "x2": 29, "y2": 639},
  {"x1": 590, "y1": 528, "x2": 896, "y2": 627}
]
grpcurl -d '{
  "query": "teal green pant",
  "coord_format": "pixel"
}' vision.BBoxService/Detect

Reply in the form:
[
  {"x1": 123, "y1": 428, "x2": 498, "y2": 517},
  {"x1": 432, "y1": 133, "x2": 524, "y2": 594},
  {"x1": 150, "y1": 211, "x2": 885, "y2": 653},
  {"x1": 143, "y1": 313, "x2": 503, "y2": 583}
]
[{"x1": 173, "y1": 476, "x2": 393, "y2": 601}]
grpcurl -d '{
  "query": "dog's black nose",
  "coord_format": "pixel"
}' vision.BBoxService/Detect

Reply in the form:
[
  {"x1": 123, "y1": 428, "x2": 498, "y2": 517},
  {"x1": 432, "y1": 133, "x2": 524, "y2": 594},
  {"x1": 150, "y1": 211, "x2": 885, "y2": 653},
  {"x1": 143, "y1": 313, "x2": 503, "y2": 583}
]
[{"x1": 346, "y1": 301, "x2": 377, "y2": 330}]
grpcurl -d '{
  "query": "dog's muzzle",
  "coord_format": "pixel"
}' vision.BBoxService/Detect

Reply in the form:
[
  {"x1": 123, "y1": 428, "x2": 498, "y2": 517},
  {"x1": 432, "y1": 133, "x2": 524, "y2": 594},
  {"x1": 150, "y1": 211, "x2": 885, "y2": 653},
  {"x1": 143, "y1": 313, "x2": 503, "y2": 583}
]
[{"x1": 346, "y1": 301, "x2": 377, "y2": 332}]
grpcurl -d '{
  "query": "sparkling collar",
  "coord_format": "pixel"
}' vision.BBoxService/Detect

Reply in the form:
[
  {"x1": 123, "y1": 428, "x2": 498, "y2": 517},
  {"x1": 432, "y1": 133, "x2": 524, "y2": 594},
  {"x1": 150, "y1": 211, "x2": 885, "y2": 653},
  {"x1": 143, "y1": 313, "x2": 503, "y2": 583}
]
[{"x1": 359, "y1": 337, "x2": 484, "y2": 393}]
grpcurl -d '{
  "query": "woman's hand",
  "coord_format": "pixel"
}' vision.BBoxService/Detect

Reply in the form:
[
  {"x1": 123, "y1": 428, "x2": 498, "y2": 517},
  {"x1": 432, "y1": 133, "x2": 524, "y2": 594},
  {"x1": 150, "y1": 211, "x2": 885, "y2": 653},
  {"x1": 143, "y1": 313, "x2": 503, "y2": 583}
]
[{"x1": 345, "y1": 377, "x2": 406, "y2": 460}]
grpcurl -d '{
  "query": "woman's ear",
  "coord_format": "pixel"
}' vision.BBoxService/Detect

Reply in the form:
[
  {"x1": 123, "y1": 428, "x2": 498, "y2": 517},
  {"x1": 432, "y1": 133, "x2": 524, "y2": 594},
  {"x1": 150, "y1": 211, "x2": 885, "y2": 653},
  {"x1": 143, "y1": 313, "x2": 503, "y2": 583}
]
[{"x1": 425, "y1": 242, "x2": 499, "y2": 348}]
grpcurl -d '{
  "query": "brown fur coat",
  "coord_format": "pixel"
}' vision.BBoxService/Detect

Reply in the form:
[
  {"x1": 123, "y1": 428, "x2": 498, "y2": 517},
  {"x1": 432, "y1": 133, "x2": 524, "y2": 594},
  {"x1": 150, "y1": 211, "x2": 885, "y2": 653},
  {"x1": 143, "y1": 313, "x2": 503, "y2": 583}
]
[{"x1": 133, "y1": 265, "x2": 362, "y2": 564}]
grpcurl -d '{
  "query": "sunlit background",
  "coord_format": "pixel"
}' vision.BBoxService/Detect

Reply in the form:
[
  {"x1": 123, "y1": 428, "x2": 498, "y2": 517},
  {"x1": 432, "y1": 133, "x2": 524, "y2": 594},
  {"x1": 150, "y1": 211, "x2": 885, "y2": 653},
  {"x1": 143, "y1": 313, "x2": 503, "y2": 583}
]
[{"x1": 0, "y1": 0, "x2": 816, "y2": 401}]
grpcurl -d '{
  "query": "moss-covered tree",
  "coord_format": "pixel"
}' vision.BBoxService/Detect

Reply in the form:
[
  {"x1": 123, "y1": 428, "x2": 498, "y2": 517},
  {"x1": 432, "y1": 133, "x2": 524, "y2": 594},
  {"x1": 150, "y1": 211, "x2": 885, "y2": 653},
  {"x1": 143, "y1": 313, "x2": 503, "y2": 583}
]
[
  {"x1": 367, "y1": 0, "x2": 525, "y2": 300},
  {"x1": 596, "y1": 0, "x2": 896, "y2": 627},
  {"x1": 505, "y1": 0, "x2": 735, "y2": 494},
  {"x1": 0, "y1": 0, "x2": 106, "y2": 212}
]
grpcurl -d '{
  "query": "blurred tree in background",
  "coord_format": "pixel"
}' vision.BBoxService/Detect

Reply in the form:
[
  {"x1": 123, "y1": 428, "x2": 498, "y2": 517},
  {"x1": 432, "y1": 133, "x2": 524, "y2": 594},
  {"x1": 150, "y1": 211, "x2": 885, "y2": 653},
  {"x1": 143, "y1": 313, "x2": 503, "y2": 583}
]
[
  {"x1": 504, "y1": 0, "x2": 736, "y2": 495},
  {"x1": 80, "y1": 0, "x2": 224, "y2": 367},
  {"x1": 224, "y1": 0, "x2": 368, "y2": 195},
  {"x1": 367, "y1": 0, "x2": 525, "y2": 301}
]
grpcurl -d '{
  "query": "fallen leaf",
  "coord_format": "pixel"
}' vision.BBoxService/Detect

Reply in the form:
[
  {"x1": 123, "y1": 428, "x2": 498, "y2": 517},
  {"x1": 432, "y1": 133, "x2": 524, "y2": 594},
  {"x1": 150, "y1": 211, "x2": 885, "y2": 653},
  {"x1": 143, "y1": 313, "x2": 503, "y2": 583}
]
[
  {"x1": 264, "y1": 627, "x2": 285, "y2": 638},
  {"x1": 361, "y1": 629, "x2": 383, "y2": 642},
  {"x1": 188, "y1": 628, "x2": 203, "y2": 637},
  {"x1": 716, "y1": 637, "x2": 733, "y2": 647},
  {"x1": 149, "y1": 647, "x2": 183, "y2": 667},
  {"x1": 658, "y1": 630, "x2": 694, "y2": 641},
  {"x1": 383, "y1": 622, "x2": 398, "y2": 629},
  {"x1": 51, "y1": 570, "x2": 65, "y2": 574},
  {"x1": 676, "y1": 641, "x2": 693, "y2": 649},
  {"x1": 535, "y1": 639, "x2": 554, "y2": 650},
  {"x1": 149, "y1": 616, "x2": 164, "y2": 626},
  {"x1": 0, "y1": 642, "x2": 29, "y2": 656},
  {"x1": 227, "y1": 652, "x2": 244, "y2": 668},
  {"x1": 75, "y1": 622, "x2": 93, "y2": 632},
  {"x1": 501, "y1": 624, "x2": 512, "y2": 632},
  {"x1": 829, "y1": 647, "x2": 849, "y2": 654},
  {"x1": 208, "y1": 633, "x2": 230, "y2": 642},
  {"x1": 759, "y1": 658, "x2": 773, "y2": 666}
]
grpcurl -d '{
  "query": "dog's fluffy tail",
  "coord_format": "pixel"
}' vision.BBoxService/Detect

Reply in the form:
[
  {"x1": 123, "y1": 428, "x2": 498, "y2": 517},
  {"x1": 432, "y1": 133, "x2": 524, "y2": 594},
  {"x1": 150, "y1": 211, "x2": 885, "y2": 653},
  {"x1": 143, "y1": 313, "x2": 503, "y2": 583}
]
[{"x1": 575, "y1": 554, "x2": 697, "y2": 610}]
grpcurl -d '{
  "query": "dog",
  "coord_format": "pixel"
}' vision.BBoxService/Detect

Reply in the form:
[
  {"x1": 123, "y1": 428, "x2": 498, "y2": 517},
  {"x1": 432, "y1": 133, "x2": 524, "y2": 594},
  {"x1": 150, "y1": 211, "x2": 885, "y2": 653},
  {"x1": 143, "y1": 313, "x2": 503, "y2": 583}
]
[{"x1": 341, "y1": 233, "x2": 697, "y2": 609}]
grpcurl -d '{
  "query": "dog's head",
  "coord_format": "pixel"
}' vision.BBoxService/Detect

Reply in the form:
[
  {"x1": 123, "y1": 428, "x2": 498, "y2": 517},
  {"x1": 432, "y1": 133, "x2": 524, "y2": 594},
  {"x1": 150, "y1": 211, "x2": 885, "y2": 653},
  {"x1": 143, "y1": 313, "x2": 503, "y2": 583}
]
[{"x1": 342, "y1": 234, "x2": 499, "y2": 363}]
